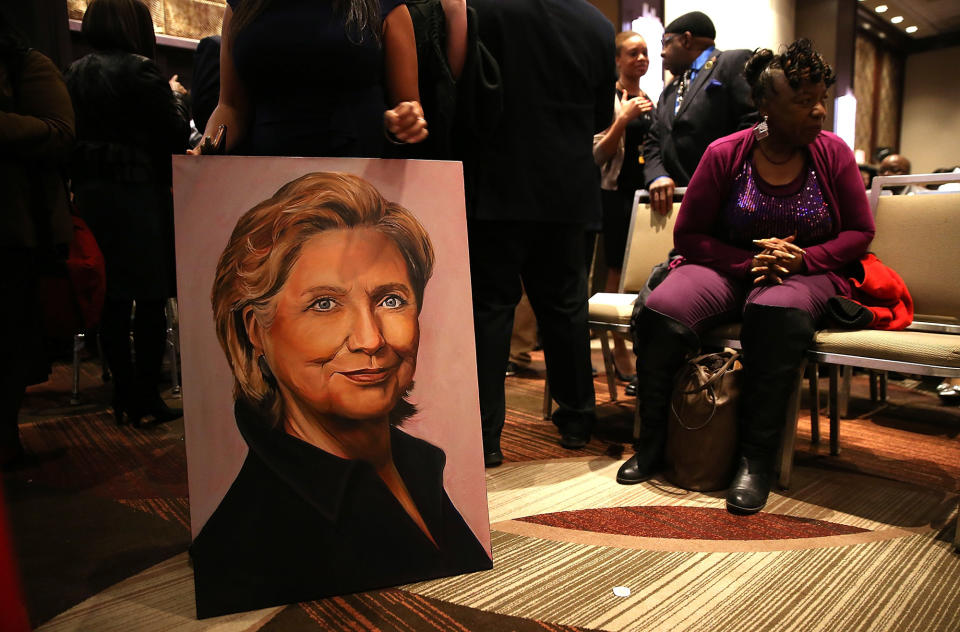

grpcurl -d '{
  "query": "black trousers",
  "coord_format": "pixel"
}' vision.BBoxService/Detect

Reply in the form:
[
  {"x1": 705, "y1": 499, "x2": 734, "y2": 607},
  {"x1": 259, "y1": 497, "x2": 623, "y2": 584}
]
[
  {"x1": 100, "y1": 297, "x2": 168, "y2": 406},
  {"x1": 1, "y1": 250, "x2": 39, "y2": 462},
  {"x1": 468, "y1": 220, "x2": 596, "y2": 446}
]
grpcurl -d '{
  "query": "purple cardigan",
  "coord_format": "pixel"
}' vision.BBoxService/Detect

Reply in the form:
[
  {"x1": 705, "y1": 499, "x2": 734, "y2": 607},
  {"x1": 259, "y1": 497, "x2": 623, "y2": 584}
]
[{"x1": 674, "y1": 128, "x2": 875, "y2": 290}]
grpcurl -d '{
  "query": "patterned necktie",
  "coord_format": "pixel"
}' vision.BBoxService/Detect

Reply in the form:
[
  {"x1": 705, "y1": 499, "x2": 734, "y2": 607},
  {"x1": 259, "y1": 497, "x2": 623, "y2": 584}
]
[{"x1": 674, "y1": 69, "x2": 692, "y2": 115}]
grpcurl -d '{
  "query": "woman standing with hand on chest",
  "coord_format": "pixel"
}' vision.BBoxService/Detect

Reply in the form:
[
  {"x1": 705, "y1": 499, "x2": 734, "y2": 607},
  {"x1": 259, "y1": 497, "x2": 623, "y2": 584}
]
[{"x1": 592, "y1": 31, "x2": 655, "y2": 388}]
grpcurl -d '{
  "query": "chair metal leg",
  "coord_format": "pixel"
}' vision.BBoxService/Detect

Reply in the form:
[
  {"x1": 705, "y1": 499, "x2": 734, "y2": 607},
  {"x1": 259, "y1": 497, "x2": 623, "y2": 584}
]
[
  {"x1": 839, "y1": 365, "x2": 852, "y2": 418},
  {"x1": 71, "y1": 332, "x2": 85, "y2": 405},
  {"x1": 597, "y1": 330, "x2": 618, "y2": 401},
  {"x1": 879, "y1": 371, "x2": 887, "y2": 402},
  {"x1": 809, "y1": 362, "x2": 820, "y2": 444},
  {"x1": 542, "y1": 377, "x2": 552, "y2": 420},
  {"x1": 869, "y1": 371, "x2": 879, "y2": 403},
  {"x1": 165, "y1": 298, "x2": 181, "y2": 398},
  {"x1": 167, "y1": 333, "x2": 181, "y2": 397},
  {"x1": 778, "y1": 361, "x2": 806, "y2": 489},
  {"x1": 829, "y1": 364, "x2": 840, "y2": 456}
]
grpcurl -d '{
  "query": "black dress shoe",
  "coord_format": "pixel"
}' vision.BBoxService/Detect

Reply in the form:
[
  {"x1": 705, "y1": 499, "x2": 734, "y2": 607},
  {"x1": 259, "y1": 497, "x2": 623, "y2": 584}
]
[
  {"x1": 624, "y1": 376, "x2": 638, "y2": 397},
  {"x1": 616, "y1": 449, "x2": 661, "y2": 484},
  {"x1": 725, "y1": 456, "x2": 772, "y2": 515},
  {"x1": 560, "y1": 433, "x2": 589, "y2": 449},
  {"x1": 484, "y1": 449, "x2": 504, "y2": 467}
]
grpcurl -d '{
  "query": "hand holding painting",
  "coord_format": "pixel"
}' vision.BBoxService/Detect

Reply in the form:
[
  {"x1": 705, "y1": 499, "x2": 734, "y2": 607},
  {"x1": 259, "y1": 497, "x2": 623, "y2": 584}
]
[{"x1": 188, "y1": 124, "x2": 226, "y2": 156}]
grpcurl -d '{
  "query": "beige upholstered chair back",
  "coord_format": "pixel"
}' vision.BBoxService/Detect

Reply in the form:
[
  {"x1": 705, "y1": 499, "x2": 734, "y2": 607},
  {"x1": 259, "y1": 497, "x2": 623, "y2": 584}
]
[
  {"x1": 870, "y1": 192, "x2": 960, "y2": 319},
  {"x1": 619, "y1": 200, "x2": 682, "y2": 293}
]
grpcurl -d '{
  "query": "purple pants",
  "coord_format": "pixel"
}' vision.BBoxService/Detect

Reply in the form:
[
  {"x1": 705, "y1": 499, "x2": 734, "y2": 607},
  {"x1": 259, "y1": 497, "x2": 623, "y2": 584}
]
[{"x1": 645, "y1": 263, "x2": 842, "y2": 333}]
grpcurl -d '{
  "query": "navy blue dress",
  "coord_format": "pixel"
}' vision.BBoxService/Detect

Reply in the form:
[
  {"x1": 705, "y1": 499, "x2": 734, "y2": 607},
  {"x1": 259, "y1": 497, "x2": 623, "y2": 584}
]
[{"x1": 227, "y1": 0, "x2": 405, "y2": 157}]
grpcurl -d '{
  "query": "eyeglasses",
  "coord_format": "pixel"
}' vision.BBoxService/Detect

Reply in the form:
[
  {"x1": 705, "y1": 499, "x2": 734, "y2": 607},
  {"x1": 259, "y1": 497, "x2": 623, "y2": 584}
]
[{"x1": 661, "y1": 33, "x2": 678, "y2": 47}]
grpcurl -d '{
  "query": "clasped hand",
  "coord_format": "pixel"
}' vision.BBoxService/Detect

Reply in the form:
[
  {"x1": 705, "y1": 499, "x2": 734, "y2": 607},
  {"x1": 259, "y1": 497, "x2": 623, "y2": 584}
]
[
  {"x1": 751, "y1": 234, "x2": 805, "y2": 285},
  {"x1": 384, "y1": 101, "x2": 428, "y2": 144}
]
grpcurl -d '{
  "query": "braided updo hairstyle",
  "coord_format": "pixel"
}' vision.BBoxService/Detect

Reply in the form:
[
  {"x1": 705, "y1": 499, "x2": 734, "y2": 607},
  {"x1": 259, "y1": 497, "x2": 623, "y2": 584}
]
[{"x1": 744, "y1": 39, "x2": 836, "y2": 108}]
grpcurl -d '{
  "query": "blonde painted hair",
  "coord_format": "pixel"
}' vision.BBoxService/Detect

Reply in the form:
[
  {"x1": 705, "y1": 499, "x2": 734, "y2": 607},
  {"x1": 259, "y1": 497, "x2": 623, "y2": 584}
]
[{"x1": 211, "y1": 172, "x2": 435, "y2": 426}]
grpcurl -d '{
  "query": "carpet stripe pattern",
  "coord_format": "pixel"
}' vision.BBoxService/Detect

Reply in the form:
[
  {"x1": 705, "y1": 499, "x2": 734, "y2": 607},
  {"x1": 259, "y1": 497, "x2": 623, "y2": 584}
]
[
  {"x1": 295, "y1": 590, "x2": 594, "y2": 631},
  {"x1": 14, "y1": 356, "x2": 960, "y2": 631},
  {"x1": 404, "y1": 525, "x2": 960, "y2": 631}
]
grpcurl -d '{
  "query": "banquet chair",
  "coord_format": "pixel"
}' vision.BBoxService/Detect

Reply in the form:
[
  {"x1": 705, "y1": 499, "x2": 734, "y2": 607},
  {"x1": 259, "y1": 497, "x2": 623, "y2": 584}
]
[
  {"x1": 542, "y1": 190, "x2": 684, "y2": 421},
  {"x1": 805, "y1": 174, "x2": 960, "y2": 458}
]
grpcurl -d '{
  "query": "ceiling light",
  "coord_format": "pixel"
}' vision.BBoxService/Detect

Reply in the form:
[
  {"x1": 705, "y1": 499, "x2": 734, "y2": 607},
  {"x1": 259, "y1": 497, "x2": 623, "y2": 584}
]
[
  {"x1": 890, "y1": 16, "x2": 903, "y2": 24},
  {"x1": 875, "y1": 4, "x2": 888, "y2": 13},
  {"x1": 862, "y1": 22, "x2": 871, "y2": 29},
  {"x1": 905, "y1": 25, "x2": 918, "y2": 33},
  {"x1": 877, "y1": 31, "x2": 887, "y2": 38}
]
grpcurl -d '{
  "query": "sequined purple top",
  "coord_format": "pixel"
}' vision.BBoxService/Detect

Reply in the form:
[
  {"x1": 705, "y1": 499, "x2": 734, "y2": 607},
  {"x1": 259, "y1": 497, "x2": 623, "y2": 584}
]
[{"x1": 721, "y1": 159, "x2": 833, "y2": 249}]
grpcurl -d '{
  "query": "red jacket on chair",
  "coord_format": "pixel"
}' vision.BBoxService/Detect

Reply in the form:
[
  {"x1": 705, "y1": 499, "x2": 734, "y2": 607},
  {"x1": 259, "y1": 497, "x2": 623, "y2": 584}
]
[{"x1": 827, "y1": 253, "x2": 914, "y2": 330}]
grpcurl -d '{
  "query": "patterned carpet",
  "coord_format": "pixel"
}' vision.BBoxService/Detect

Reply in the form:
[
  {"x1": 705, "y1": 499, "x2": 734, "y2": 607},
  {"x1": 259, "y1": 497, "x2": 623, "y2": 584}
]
[{"x1": 5, "y1": 349, "x2": 960, "y2": 631}]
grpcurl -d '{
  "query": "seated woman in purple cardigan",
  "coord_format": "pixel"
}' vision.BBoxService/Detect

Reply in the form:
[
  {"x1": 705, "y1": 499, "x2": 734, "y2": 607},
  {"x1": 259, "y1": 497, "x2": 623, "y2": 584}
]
[{"x1": 616, "y1": 40, "x2": 875, "y2": 514}]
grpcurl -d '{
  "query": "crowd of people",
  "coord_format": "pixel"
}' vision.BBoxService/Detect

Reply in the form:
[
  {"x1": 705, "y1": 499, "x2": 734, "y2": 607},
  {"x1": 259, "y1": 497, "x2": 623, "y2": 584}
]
[{"x1": 1, "y1": 0, "x2": 955, "y2": 519}]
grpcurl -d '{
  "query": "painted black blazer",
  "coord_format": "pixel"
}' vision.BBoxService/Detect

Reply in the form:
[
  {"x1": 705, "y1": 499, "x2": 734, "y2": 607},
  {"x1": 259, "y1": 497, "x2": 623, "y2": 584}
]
[
  {"x1": 643, "y1": 48, "x2": 758, "y2": 188},
  {"x1": 189, "y1": 400, "x2": 492, "y2": 618}
]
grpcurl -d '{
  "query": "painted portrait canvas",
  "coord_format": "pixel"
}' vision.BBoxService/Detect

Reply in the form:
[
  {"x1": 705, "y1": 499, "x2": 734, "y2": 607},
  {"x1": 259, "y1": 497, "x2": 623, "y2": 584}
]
[{"x1": 172, "y1": 157, "x2": 492, "y2": 618}]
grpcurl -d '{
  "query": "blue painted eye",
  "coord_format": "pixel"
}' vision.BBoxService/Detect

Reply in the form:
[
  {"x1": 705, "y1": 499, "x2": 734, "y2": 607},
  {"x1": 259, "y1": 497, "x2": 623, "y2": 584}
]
[
  {"x1": 381, "y1": 295, "x2": 406, "y2": 309},
  {"x1": 310, "y1": 298, "x2": 335, "y2": 311}
]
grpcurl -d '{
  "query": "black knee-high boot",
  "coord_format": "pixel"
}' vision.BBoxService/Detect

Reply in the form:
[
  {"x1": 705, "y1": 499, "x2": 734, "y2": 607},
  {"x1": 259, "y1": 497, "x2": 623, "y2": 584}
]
[
  {"x1": 617, "y1": 309, "x2": 699, "y2": 484},
  {"x1": 726, "y1": 304, "x2": 814, "y2": 514}
]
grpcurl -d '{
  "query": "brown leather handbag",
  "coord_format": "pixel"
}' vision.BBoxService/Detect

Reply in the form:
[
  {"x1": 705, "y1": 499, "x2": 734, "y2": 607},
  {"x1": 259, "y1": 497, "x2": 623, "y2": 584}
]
[{"x1": 664, "y1": 351, "x2": 742, "y2": 491}]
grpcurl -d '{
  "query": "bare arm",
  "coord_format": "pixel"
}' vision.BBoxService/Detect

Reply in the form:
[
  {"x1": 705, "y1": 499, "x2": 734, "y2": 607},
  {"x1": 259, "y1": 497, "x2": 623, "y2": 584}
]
[
  {"x1": 383, "y1": 5, "x2": 428, "y2": 143},
  {"x1": 440, "y1": 0, "x2": 467, "y2": 79},
  {"x1": 190, "y1": 6, "x2": 251, "y2": 154}
]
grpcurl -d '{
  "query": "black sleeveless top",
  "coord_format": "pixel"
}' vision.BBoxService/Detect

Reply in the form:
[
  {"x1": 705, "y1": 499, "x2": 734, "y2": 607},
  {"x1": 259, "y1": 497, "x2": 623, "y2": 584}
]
[{"x1": 228, "y1": 0, "x2": 405, "y2": 157}]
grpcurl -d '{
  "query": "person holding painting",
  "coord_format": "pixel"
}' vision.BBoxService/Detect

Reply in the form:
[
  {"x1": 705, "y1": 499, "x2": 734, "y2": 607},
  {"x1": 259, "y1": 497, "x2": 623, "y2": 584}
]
[{"x1": 194, "y1": 0, "x2": 429, "y2": 156}]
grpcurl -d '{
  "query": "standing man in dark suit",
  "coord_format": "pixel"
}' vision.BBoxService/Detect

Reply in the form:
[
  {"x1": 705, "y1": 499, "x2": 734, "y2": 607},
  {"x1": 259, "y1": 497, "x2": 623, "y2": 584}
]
[
  {"x1": 463, "y1": 0, "x2": 615, "y2": 466},
  {"x1": 644, "y1": 11, "x2": 757, "y2": 215}
]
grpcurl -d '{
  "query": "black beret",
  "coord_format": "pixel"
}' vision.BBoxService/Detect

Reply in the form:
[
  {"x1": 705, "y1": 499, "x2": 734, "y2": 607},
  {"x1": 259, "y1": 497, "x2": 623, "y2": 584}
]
[{"x1": 664, "y1": 11, "x2": 716, "y2": 39}]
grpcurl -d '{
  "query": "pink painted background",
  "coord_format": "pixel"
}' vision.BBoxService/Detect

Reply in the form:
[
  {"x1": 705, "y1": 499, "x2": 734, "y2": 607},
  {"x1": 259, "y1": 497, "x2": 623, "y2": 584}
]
[{"x1": 172, "y1": 157, "x2": 490, "y2": 555}]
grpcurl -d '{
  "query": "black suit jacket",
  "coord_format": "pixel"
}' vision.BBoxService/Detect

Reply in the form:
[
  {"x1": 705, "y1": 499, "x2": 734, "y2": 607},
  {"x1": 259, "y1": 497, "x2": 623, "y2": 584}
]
[
  {"x1": 643, "y1": 48, "x2": 757, "y2": 187},
  {"x1": 190, "y1": 401, "x2": 492, "y2": 618},
  {"x1": 463, "y1": 0, "x2": 615, "y2": 224}
]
